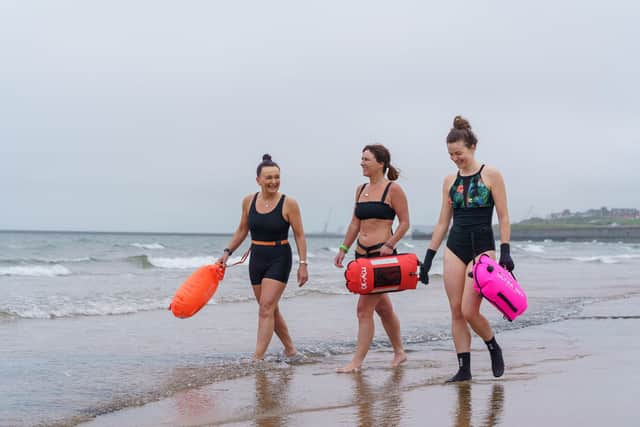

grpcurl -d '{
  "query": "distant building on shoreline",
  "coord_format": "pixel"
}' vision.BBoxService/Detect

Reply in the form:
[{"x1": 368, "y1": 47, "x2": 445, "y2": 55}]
[{"x1": 549, "y1": 207, "x2": 640, "y2": 220}]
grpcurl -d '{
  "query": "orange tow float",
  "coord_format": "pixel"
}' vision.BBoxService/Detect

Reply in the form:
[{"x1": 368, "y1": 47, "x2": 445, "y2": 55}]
[{"x1": 169, "y1": 249, "x2": 249, "y2": 318}]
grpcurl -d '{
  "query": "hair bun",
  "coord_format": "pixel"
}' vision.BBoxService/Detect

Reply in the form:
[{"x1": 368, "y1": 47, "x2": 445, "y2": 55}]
[
  {"x1": 453, "y1": 115, "x2": 471, "y2": 130},
  {"x1": 262, "y1": 153, "x2": 272, "y2": 162}
]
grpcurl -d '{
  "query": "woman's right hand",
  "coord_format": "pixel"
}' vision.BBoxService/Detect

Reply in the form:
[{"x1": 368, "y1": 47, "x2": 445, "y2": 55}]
[
  {"x1": 334, "y1": 250, "x2": 346, "y2": 268},
  {"x1": 216, "y1": 252, "x2": 230, "y2": 267}
]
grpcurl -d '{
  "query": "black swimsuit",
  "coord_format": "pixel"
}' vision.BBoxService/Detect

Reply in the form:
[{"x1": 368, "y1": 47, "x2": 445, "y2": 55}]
[
  {"x1": 248, "y1": 193, "x2": 292, "y2": 285},
  {"x1": 446, "y1": 165, "x2": 496, "y2": 265},
  {"x1": 354, "y1": 182, "x2": 398, "y2": 258}
]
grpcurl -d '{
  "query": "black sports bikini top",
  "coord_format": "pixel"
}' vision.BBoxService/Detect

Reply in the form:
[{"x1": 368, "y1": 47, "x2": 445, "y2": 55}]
[
  {"x1": 248, "y1": 193, "x2": 290, "y2": 241},
  {"x1": 354, "y1": 182, "x2": 396, "y2": 221}
]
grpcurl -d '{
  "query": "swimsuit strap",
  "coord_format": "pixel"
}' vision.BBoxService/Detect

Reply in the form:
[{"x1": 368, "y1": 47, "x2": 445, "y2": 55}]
[
  {"x1": 250, "y1": 192, "x2": 259, "y2": 212},
  {"x1": 357, "y1": 240, "x2": 385, "y2": 253},
  {"x1": 357, "y1": 184, "x2": 367, "y2": 200},
  {"x1": 380, "y1": 182, "x2": 393, "y2": 202}
]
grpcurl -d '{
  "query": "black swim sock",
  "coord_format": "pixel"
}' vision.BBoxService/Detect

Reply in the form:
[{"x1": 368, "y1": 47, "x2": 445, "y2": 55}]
[
  {"x1": 485, "y1": 336, "x2": 504, "y2": 378},
  {"x1": 446, "y1": 352, "x2": 472, "y2": 383}
]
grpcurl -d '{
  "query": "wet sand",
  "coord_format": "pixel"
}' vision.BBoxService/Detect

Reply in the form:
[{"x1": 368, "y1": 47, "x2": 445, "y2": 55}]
[{"x1": 79, "y1": 295, "x2": 640, "y2": 427}]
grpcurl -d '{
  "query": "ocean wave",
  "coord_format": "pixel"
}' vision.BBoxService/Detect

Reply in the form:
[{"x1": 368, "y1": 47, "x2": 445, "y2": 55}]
[
  {"x1": 131, "y1": 242, "x2": 165, "y2": 250},
  {"x1": 518, "y1": 244, "x2": 545, "y2": 253},
  {"x1": 146, "y1": 255, "x2": 245, "y2": 269},
  {"x1": 291, "y1": 287, "x2": 352, "y2": 297},
  {"x1": 571, "y1": 254, "x2": 640, "y2": 264},
  {"x1": 214, "y1": 295, "x2": 255, "y2": 304},
  {"x1": 0, "y1": 256, "x2": 94, "y2": 265},
  {"x1": 0, "y1": 264, "x2": 71, "y2": 277},
  {"x1": 321, "y1": 246, "x2": 340, "y2": 253},
  {"x1": 3, "y1": 291, "x2": 263, "y2": 320},
  {"x1": 293, "y1": 252, "x2": 316, "y2": 260},
  {"x1": 1, "y1": 299, "x2": 171, "y2": 319},
  {"x1": 124, "y1": 255, "x2": 155, "y2": 268}
]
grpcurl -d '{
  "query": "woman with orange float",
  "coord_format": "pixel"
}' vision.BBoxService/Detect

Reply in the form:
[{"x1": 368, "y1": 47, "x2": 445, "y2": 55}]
[
  {"x1": 218, "y1": 154, "x2": 308, "y2": 360},
  {"x1": 419, "y1": 116, "x2": 514, "y2": 382},
  {"x1": 334, "y1": 144, "x2": 410, "y2": 372}
]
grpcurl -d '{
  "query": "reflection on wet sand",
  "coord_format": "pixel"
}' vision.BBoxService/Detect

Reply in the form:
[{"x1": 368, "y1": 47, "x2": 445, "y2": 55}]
[
  {"x1": 173, "y1": 387, "x2": 217, "y2": 418},
  {"x1": 453, "y1": 382, "x2": 504, "y2": 427},
  {"x1": 254, "y1": 368, "x2": 293, "y2": 427},
  {"x1": 352, "y1": 368, "x2": 406, "y2": 427}
]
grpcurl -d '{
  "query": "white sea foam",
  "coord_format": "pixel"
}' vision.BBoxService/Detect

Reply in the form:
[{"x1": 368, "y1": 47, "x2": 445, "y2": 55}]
[
  {"x1": 0, "y1": 264, "x2": 71, "y2": 277},
  {"x1": 293, "y1": 252, "x2": 316, "y2": 261},
  {"x1": 147, "y1": 256, "x2": 214, "y2": 269},
  {"x1": 521, "y1": 244, "x2": 545, "y2": 253},
  {"x1": 322, "y1": 247, "x2": 340, "y2": 253},
  {"x1": 2, "y1": 291, "x2": 266, "y2": 319},
  {"x1": 571, "y1": 254, "x2": 640, "y2": 264},
  {"x1": 131, "y1": 243, "x2": 165, "y2": 250},
  {"x1": 572, "y1": 256, "x2": 619, "y2": 264},
  {"x1": 3, "y1": 299, "x2": 171, "y2": 319}
]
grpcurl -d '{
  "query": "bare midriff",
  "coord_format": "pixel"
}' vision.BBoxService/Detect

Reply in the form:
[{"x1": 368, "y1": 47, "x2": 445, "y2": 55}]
[{"x1": 356, "y1": 218, "x2": 394, "y2": 255}]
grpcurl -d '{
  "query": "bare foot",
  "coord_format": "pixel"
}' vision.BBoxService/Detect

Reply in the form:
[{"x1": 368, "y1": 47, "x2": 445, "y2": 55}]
[
  {"x1": 284, "y1": 348, "x2": 298, "y2": 358},
  {"x1": 390, "y1": 351, "x2": 407, "y2": 368},
  {"x1": 336, "y1": 361, "x2": 362, "y2": 373}
]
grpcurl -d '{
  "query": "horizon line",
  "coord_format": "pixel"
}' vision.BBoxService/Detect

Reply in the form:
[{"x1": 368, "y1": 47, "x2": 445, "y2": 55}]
[{"x1": 0, "y1": 228, "x2": 349, "y2": 237}]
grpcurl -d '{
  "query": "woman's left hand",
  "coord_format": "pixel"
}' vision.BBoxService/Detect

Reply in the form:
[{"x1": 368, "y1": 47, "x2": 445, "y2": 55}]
[
  {"x1": 297, "y1": 264, "x2": 308, "y2": 287},
  {"x1": 379, "y1": 244, "x2": 394, "y2": 256}
]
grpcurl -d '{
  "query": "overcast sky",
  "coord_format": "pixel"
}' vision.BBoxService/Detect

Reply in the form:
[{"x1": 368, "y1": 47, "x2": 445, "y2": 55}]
[{"x1": 1, "y1": 1, "x2": 638, "y2": 233}]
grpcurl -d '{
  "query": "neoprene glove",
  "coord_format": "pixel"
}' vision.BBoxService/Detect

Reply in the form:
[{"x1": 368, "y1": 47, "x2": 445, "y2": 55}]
[
  {"x1": 419, "y1": 249, "x2": 437, "y2": 285},
  {"x1": 499, "y1": 243, "x2": 515, "y2": 272}
]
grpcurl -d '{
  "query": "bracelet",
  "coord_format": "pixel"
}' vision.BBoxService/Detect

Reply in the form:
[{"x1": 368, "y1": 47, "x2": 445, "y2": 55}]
[
  {"x1": 384, "y1": 242, "x2": 394, "y2": 250},
  {"x1": 223, "y1": 248, "x2": 233, "y2": 256},
  {"x1": 299, "y1": 260, "x2": 308, "y2": 265},
  {"x1": 339, "y1": 244, "x2": 349, "y2": 253}
]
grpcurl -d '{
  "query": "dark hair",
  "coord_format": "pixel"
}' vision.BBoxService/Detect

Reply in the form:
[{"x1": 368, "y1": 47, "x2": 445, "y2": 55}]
[
  {"x1": 256, "y1": 153, "x2": 279, "y2": 176},
  {"x1": 446, "y1": 115, "x2": 478, "y2": 149},
  {"x1": 362, "y1": 144, "x2": 400, "y2": 181}
]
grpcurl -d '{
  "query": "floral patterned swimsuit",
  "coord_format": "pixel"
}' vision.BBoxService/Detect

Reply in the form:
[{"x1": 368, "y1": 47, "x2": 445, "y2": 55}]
[{"x1": 446, "y1": 165, "x2": 496, "y2": 265}]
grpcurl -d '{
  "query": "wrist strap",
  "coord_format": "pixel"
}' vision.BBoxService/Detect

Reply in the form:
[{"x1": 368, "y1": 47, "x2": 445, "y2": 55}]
[{"x1": 339, "y1": 244, "x2": 349, "y2": 253}]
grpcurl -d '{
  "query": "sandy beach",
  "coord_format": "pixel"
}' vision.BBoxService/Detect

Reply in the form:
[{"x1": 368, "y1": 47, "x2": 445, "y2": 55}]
[{"x1": 79, "y1": 294, "x2": 640, "y2": 427}]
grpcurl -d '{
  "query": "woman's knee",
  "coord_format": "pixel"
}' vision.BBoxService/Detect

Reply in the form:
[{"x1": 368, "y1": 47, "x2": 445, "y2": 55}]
[
  {"x1": 356, "y1": 304, "x2": 376, "y2": 321},
  {"x1": 258, "y1": 300, "x2": 277, "y2": 319},
  {"x1": 375, "y1": 299, "x2": 394, "y2": 319},
  {"x1": 461, "y1": 304, "x2": 479, "y2": 322},
  {"x1": 450, "y1": 305, "x2": 465, "y2": 322}
]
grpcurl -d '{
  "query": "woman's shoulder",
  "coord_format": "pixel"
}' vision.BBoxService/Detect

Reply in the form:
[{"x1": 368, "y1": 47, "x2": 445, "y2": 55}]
[
  {"x1": 283, "y1": 193, "x2": 295, "y2": 203},
  {"x1": 242, "y1": 193, "x2": 256, "y2": 207},
  {"x1": 387, "y1": 180, "x2": 405, "y2": 194},
  {"x1": 283, "y1": 194, "x2": 299, "y2": 208},
  {"x1": 443, "y1": 174, "x2": 457, "y2": 187},
  {"x1": 480, "y1": 165, "x2": 503, "y2": 180}
]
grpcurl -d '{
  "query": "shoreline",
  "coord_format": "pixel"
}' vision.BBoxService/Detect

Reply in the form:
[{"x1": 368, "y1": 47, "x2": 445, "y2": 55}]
[
  {"x1": 0, "y1": 229, "x2": 344, "y2": 238},
  {"x1": 79, "y1": 296, "x2": 640, "y2": 427}
]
